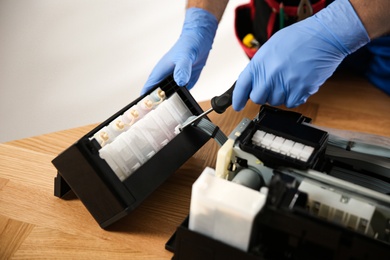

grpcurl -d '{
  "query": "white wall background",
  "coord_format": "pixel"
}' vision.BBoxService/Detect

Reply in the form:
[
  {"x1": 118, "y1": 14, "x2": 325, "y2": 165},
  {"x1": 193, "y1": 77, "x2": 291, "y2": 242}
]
[{"x1": 0, "y1": 0, "x2": 249, "y2": 142}]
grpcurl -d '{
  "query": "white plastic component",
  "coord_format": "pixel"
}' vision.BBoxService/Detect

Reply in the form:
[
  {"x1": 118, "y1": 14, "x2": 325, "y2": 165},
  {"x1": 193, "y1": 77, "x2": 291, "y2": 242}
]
[
  {"x1": 280, "y1": 139, "x2": 294, "y2": 155},
  {"x1": 99, "y1": 144, "x2": 128, "y2": 180},
  {"x1": 93, "y1": 126, "x2": 112, "y2": 147},
  {"x1": 122, "y1": 105, "x2": 143, "y2": 126},
  {"x1": 107, "y1": 116, "x2": 127, "y2": 137},
  {"x1": 270, "y1": 136, "x2": 285, "y2": 152},
  {"x1": 110, "y1": 136, "x2": 141, "y2": 177},
  {"x1": 300, "y1": 146, "x2": 314, "y2": 162},
  {"x1": 174, "y1": 124, "x2": 182, "y2": 135},
  {"x1": 149, "y1": 88, "x2": 166, "y2": 104},
  {"x1": 126, "y1": 125, "x2": 156, "y2": 160},
  {"x1": 97, "y1": 91, "x2": 194, "y2": 181},
  {"x1": 251, "y1": 130, "x2": 315, "y2": 162},
  {"x1": 163, "y1": 100, "x2": 183, "y2": 124},
  {"x1": 215, "y1": 139, "x2": 235, "y2": 179},
  {"x1": 150, "y1": 111, "x2": 175, "y2": 140},
  {"x1": 136, "y1": 112, "x2": 170, "y2": 150},
  {"x1": 261, "y1": 133, "x2": 275, "y2": 148},
  {"x1": 154, "y1": 101, "x2": 181, "y2": 135},
  {"x1": 106, "y1": 142, "x2": 136, "y2": 177},
  {"x1": 99, "y1": 145, "x2": 126, "y2": 181},
  {"x1": 252, "y1": 130, "x2": 266, "y2": 144},
  {"x1": 138, "y1": 95, "x2": 154, "y2": 112},
  {"x1": 298, "y1": 180, "x2": 375, "y2": 233},
  {"x1": 189, "y1": 167, "x2": 267, "y2": 252},
  {"x1": 165, "y1": 93, "x2": 192, "y2": 124},
  {"x1": 113, "y1": 116, "x2": 127, "y2": 131},
  {"x1": 290, "y1": 142, "x2": 304, "y2": 159},
  {"x1": 123, "y1": 106, "x2": 141, "y2": 126}
]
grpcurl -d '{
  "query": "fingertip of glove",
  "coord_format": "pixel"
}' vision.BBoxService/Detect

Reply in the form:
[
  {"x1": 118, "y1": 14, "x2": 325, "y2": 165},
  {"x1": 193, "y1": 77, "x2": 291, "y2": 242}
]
[
  {"x1": 174, "y1": 68, "x2": 191, "y2": 87},
  {"x1": 140, "y1": 89, "x2": 147, "y2": 95},
  {"x1": 232, "y1": 104, "x2": 244, "y2": 112},
  {"x1": 141, "y1": 78, "x2": 159, "y2": 95},
  {"x1": 232, "y1": 74, "x2": 252, "y2": 111},
  {"x1": 232, "y1": 97, "x2": 246, "y2": 112},
  {"x1": 285, "y1": 97, "x2": 306, "y2": 108},
  {"x1": 140, "y1": 82, "x2": 153, "y2": 95}
]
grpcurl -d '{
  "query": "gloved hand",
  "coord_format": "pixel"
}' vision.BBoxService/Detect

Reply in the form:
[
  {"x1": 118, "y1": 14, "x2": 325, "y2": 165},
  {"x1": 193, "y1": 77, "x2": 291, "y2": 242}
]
[
  {"x1": 233, "y1": 0, "x2": 370, "y2": 110},
  {"x1": 141, "y1": 8, "x2": 218, "y2": 95}
]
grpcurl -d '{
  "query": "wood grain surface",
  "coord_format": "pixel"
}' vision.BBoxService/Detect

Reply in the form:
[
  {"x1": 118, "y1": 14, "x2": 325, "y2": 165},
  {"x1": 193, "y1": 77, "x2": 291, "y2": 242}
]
[{"x1": 1, "y1": 73, "x2": 389, "y2": 259}]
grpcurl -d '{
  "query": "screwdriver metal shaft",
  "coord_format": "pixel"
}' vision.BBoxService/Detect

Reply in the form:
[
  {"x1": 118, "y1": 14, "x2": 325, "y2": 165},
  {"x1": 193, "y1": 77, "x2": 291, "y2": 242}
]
[
  {"x1": 180, "y1": 107, "x2": 214, "y2": 130},
  {"x1": 180, "y1": 81, "x2": 236, "y2": 130}
]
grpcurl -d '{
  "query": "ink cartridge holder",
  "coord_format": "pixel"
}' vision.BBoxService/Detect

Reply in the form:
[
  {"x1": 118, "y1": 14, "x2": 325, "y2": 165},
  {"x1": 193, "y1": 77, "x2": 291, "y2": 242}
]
[
  {"x1": 238, "y1": 105, "x2": 329, "y2": 170},
  {"x1": 52, "y1": 76, "x2": 215, "y2": 228}
]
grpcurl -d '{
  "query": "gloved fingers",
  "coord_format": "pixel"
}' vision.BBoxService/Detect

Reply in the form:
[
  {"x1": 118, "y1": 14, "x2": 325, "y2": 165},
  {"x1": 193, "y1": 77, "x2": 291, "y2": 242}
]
[
  {"x1": 186, "y1": 66, "x2": 203, "y2": 90},
  {"x1": 174, "y1": 56, "x2": 193, "y2": 87},
  {"x1": 265, "y1": 83, "x2": 286, "y2": 107},
  {"x1": 245, "y1": 63, "x2": 270, "y2": 106},
  {"x1": 141, "y1": 60, "x2": 174, "y2": 95},
  {"x1": 286, "y1": 94, "x2": 309, "y2": 108},
  {"x1": 285, "y1": 82, "x2": 322, "y2": 108},
  {"x1": 233, "y1": 67, "x2": 254, "y2": 111}
]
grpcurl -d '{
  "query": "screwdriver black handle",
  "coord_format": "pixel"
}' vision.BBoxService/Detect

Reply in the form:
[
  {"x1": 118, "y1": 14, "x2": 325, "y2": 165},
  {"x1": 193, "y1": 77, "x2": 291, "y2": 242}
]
[{"x1": 211, "y1": 82, "x2": 236, "y2": 114}]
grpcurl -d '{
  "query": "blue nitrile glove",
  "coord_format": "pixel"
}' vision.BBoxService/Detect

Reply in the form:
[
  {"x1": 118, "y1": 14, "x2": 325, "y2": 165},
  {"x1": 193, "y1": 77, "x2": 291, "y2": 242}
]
[
  {"x1": 141, "y1": 8, "x2": 218, "y2": 94},
  {"x1": 233, "y1": 0, "x2": 370, "y2": 110},
  {"x1": 366, "y1": 36, "x2": 390, "y2": 95}
]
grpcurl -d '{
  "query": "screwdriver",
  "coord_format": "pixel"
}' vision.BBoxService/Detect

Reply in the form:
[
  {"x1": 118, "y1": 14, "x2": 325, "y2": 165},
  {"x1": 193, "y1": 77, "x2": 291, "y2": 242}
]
[{"x1": 180, "y1": 81, "x2": 236, "y2": 130}]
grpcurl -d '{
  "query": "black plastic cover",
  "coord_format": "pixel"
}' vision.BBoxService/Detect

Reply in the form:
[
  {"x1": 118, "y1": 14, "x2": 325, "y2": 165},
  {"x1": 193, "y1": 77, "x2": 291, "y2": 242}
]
[{"x1": 239, "y1": 105, "x2": 328, "y2": 169}]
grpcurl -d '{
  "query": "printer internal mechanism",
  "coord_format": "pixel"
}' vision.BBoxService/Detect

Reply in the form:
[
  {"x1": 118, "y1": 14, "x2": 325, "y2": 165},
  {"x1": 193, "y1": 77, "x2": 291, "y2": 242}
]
[{"x1": 171, "y1": 105, "x2": 390, "y2": 260}]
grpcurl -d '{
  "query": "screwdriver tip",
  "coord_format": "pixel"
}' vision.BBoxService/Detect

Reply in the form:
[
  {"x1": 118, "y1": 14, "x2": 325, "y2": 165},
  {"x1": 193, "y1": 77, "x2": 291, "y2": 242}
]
[{"x1": 179, "y1": 107, "x2": 214, "y2": 131}]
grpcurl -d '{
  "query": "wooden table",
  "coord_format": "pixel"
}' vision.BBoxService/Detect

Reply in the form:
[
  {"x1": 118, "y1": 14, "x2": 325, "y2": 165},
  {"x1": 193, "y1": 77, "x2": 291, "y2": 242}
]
[{"x1": 1, "y1": 73, "x2": 389, "y2": 259}]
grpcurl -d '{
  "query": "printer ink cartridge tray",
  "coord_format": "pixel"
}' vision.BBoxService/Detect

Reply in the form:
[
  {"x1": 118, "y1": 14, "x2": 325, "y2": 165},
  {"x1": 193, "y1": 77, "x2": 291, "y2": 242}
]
[
  {"x1": 238, "y1": 105, "x2": 329, "y2": 169},
  {"x1": 52, "y1": 76, "x2": 211, "y2": 228}
]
